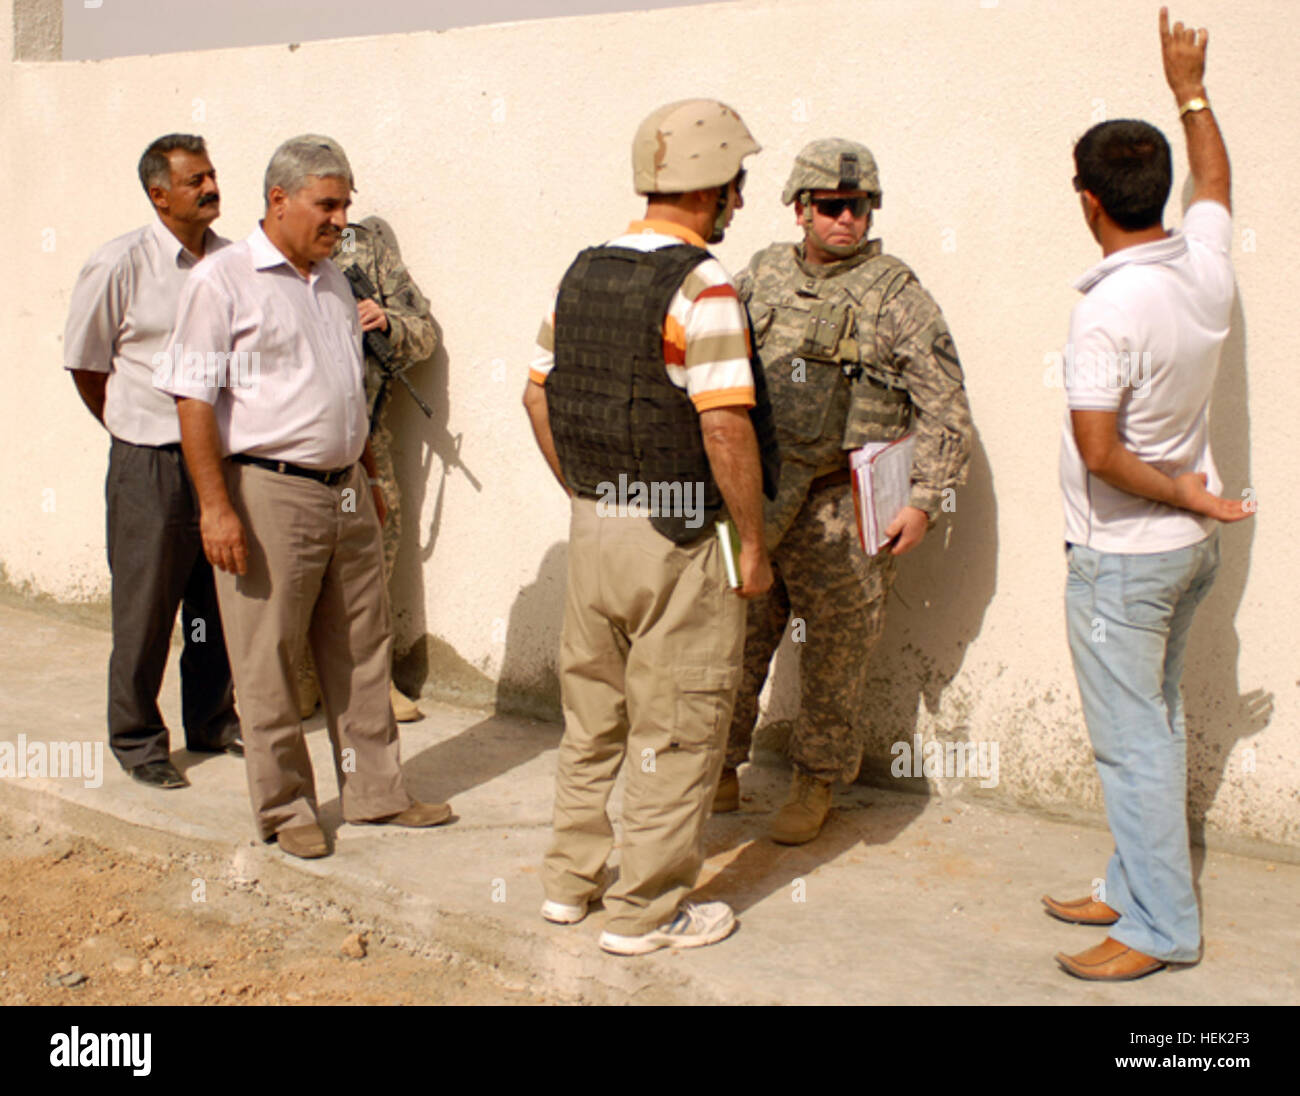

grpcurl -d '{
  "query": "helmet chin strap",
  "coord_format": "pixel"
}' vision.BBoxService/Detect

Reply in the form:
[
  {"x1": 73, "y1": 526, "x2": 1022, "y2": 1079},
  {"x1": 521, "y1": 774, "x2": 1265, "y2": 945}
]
[
  {"x1": 708, "y1": 187, "x2": 729, "y2": 244},
  {"x1": 800, "y1": 191, "x2": 873, "y2": 259}
]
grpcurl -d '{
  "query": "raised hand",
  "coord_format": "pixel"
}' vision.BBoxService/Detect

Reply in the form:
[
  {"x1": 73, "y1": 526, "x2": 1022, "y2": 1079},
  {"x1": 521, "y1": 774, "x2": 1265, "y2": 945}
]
[{"x1": 1159, "y1": 7, "x2": 1208, "y2": 102}]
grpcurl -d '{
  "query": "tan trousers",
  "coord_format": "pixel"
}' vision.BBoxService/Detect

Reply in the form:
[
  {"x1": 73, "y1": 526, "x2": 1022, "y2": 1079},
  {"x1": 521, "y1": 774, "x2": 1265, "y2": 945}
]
[
  {"x1": 213, "y1": 461, "x2": 411, "y2": 839},
  {"x1": 543, "y1": 498, "x2": 745, "y2": 935}
]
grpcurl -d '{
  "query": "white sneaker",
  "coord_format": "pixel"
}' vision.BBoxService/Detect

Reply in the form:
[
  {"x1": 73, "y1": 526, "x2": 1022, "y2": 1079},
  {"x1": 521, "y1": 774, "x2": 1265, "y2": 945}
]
[
  {"x1": 540, "y1": 898, "x2": 588, "y2": 924},
  {"x1": 540, "y1": 866, "x2": 618, "y2": 925},
  {"x1": 598, "y1": 901, "x2": 736, "y2": 956}
]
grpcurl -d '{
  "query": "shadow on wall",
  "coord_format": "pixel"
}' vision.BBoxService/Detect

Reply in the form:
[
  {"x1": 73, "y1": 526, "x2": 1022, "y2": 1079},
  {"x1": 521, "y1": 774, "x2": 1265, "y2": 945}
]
[
  {"x1": 382, "y1": 260, "x2": 565, "y2": 724},
  {"x1": 387, "y1": 300, "x2": 493, "y2": 708},
  {"x1": 752, "y1": 431, "x2": 998, "y2": 790},
  {"x1": 858, "y1": 429, "x2": 999, "y2": 789},
  {"x1": 493, "y1": 541, "x2": 567, "y2": 720},
  {"x1": 1185, "y1": 290, "x2": 1274, "y2": 850},
  {"x1": 392, "y1": 541, "x2": 569, "y2": 807}
]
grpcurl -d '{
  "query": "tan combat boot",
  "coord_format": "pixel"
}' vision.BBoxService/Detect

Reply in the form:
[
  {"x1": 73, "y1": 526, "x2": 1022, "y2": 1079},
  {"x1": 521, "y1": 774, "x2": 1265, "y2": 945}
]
[
  {"x1": 711, "y1": 767, "x2": 740, "y2": 813},
  {"x1": 389, "y1": 681, "x2": 423, "y2": 723},
  {"x1": 769, "y1": 770, "x2": 832, "y2": 845},
  {"x1": 296, "y1": 661, "x2": 320, "y2": 720}
]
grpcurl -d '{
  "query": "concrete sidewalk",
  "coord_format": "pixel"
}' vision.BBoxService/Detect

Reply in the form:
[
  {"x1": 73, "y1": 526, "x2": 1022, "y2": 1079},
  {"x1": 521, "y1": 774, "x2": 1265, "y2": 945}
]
[{"x1": 1, "y1": 600, "x2": 1296, "y2": 1005}]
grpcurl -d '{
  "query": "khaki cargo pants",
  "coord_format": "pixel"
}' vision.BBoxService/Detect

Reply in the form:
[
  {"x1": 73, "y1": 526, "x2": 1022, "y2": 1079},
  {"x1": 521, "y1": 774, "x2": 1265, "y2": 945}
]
[{"x1": 543, "y1": 497, "x2": 745, "y2": 936}]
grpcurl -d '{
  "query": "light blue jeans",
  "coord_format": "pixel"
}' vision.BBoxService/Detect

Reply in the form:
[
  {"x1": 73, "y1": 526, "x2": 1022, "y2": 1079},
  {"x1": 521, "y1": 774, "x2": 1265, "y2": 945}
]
[{"x1": 1064, "y1": 531, "x2": 1219, "y2": 963}]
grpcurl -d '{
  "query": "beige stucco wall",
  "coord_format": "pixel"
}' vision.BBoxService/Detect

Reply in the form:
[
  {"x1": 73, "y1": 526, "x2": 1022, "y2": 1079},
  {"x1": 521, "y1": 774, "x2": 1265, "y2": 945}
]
[{"x1": 3, "y1": 0, "x2": 1296, "y2": 848}]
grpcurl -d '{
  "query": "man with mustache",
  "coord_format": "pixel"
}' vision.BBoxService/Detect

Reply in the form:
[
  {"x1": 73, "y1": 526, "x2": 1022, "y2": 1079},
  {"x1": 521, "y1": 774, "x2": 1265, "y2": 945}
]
[
  {"x1": 160, "y1": 135, "x2": 451, "y2": 858},
  {"x1": 65, "y1": 133, "x2": 242, "y2": 789}
]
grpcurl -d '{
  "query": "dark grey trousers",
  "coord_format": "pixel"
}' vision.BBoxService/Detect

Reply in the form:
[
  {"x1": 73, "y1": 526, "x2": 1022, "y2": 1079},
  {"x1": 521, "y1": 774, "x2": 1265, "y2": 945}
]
[{"x1": 106, "y1": 437, "x2": 239, "y2": 769}]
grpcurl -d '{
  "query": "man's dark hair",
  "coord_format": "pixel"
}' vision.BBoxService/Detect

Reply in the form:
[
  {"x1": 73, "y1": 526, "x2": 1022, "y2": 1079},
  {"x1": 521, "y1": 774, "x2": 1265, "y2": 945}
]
[
  {"x1": 1073, "y1": 119, "x2": 1172, "y2": 231},
  {"x1": 137, "y1": 134, "x2": 207, "y2": 195}
]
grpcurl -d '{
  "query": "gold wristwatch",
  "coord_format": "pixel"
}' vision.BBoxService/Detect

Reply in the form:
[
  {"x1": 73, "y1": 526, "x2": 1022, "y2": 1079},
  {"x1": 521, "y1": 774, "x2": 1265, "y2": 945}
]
[{"x1": 1178, "y1": 97, "x2": 1210, "y2": 118}]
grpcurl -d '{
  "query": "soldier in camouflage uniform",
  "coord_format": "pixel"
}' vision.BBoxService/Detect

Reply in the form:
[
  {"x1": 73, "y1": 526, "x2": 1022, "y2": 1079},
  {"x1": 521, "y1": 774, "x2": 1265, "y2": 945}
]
[
  {"x1": 296, "y1": 213, "x2": 438, "y2": 723},
  {"x1": 715, "y1": 139, "x2": 973, "y2": 844}
]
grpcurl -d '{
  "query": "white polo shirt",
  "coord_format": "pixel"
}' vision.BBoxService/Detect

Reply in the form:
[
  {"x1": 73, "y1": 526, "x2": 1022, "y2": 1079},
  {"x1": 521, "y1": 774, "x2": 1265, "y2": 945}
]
[
  {"x1": 1058, "y1": 199, "x2": 1234, "y2": 553},
  {"x1": 159, "y1": 223, "x2": 368, "y2": 471},
  {"x1": 64, "y1": 217, "x2": 228, "y2": 447}
]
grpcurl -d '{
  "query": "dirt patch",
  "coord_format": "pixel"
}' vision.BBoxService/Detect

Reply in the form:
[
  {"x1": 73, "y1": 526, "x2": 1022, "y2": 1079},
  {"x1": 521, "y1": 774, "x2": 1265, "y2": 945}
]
[{"x1": 0, "y1": 824, "x2": 551, "y2": 1006}]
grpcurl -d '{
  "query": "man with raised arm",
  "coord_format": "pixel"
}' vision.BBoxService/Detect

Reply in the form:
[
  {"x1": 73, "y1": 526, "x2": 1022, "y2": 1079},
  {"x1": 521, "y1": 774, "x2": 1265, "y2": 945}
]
[{"x1": 1045, "y1": 9, "x2": 1253, "y2": 982}]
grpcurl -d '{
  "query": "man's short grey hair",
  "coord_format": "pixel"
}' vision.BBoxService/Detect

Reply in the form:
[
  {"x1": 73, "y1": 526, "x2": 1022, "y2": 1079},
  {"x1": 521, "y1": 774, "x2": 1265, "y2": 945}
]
[
  {"x1": 138, "y1": 133, "x2": 207, "y2": 195},
  {"x1": 263, "y1": 134, "x2": 355, "y2": 201}
]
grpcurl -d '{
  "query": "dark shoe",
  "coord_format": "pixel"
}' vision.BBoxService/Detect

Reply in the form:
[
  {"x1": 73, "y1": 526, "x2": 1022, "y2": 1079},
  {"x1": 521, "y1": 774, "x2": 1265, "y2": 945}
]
[
  {"x1": 189, "y1": 731, "x2": 244, "y2": 757},
  {"x1": 1042, "y1": 893, "x2": 1120, "y2": 925},
  {"x1": 711, "y1": 767, "x2": 740, "y2": 814},
  {"x1": 1055, "y1": 936, "x2": 1166, "y2": 981},
  {"x1": 129, "y1": 760, "x2": 187, "y2": 789},
  {"x1": 371, "y1": 801, "x2": 453, "y2": 828},
  {"x1": 277, "y1": 822, "x2": 329, "y2": 859}
]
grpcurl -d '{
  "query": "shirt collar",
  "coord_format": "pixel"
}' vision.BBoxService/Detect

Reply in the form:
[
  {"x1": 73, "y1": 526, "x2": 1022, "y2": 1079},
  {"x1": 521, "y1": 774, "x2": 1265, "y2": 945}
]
[
  {"x1": 626, "y1": 219, "x2": 710, "y2": 249},
  {"x1": 248, "y1": 222, "x2": 302, "y2": 273},
  {"x1": 1074, "y1": 230, "x2": 1189, "y2": 294},
  {"x1": 148, "y1": 215, "x2": 218, "y2": 265}
]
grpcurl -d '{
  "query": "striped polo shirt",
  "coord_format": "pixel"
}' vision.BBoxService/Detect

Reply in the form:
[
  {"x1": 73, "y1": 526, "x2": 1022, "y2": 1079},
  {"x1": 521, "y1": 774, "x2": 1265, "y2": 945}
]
[{"x1": 530, "y1": 220, "x2": 755, "y2": 412}]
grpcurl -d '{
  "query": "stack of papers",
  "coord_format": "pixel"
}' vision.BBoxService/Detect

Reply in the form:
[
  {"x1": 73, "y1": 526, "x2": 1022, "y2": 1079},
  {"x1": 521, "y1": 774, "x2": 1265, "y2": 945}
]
[{"x1": 849, "y1": 433, "x2": 916, "y2": 555}]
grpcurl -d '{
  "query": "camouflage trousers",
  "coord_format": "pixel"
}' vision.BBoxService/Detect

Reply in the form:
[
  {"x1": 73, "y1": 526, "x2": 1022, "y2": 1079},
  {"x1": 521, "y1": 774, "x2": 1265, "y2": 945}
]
[
  {"x1": 725, "y1": 475, "x2": 897, "y2": 784},
  {"x1": 368, "y1": 401, "x2": 401, "y2": 588},
  {"x1": 298, "y1": 387, "x2": 401, "y2": 692}
]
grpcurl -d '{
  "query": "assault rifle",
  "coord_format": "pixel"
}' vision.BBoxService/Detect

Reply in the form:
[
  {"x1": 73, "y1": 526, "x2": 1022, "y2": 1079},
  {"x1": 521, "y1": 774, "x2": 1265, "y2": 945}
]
[{"x1": 340, "y1": 264, "x2": 435, "y2": 432}]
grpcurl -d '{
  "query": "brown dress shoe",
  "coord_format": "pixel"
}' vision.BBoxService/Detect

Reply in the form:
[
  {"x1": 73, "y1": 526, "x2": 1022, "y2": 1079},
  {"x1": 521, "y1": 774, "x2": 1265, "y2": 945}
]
[
  {"x1": 712, "y1": 768, "x2": 740, "y2": 813},
  {"x1": 277, "y1": 822, "x2": 329, "y2": 859},
  {"x1": 1056, "y1": 936, "x2": 1165, "y2": 981},
  {"x1": 1042, "y1": 893, "x2": 1120, "y2": 925},
  {"x1": 373, "y1": 801, "x2": 453, "y2": 828}
]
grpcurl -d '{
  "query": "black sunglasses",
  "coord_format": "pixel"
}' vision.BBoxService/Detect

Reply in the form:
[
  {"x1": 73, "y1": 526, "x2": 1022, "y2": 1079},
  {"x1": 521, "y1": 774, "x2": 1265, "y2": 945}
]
[{"x1": 812, "y1": 195, "x2": 870, "y2": 219}]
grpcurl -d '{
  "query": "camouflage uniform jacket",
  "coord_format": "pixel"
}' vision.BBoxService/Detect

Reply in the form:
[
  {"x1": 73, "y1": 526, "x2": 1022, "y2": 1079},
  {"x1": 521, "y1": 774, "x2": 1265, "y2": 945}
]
[
  {"x1": 736, "y1": 239, "x2": 972, "y2": 522},
  {"x1": 330, "y1": 222, "x2": 438, "y2": 422}
]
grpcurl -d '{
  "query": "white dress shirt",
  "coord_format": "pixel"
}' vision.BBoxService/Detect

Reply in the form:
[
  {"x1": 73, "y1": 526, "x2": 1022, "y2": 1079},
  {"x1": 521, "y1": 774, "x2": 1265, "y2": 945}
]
[
  {"x1": 159, "y1": 223, "x2": 367, "y2": 470},
  {"x1": 1059, "y1": 200, "x2": 1235, "y2": 553},
  {"x1": 64, "y1": 217, "x2": 228, "y2": 446}
]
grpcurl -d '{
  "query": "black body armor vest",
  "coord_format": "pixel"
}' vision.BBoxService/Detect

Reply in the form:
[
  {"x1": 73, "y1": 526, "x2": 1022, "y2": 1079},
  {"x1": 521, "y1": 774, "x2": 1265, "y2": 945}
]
[{"x1": 548, "y1": 243, "x2": 779, "y2": 544}]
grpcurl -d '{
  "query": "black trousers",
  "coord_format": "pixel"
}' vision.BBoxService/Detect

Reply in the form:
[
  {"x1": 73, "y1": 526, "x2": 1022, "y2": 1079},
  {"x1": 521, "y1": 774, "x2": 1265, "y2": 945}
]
[{"x1": 105, "y1": 437, "x2": 239, "y2": 769}]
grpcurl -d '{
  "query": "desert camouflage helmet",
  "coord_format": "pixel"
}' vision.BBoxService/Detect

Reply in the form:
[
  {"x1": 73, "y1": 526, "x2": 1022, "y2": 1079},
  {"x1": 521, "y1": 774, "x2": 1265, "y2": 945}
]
[
  {"x1": 632, "y1": 99, "x2": 760, "y2": 195},
  {"x1": 781, "y1": 138, "x2": 881, "y2": 208}
]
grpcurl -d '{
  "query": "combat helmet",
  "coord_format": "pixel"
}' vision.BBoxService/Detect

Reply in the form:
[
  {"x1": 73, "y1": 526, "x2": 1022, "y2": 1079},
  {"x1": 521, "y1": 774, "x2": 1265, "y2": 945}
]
[
  {"x1": 632, "y1": 99, "x2": 760, "y2": 242},
  {"x1": 783, "y1": 138, "x2": 881, "y2": 258}
]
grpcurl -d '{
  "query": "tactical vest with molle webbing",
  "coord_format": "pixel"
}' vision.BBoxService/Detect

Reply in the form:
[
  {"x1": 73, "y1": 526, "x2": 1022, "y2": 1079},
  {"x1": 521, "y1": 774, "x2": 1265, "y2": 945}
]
[
  {"x1": 547, "y1": 243, "x2": 780, "y2": 545},
  {"x1": 744, "y1": 244, "x2": 917, "y2": 466}
]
